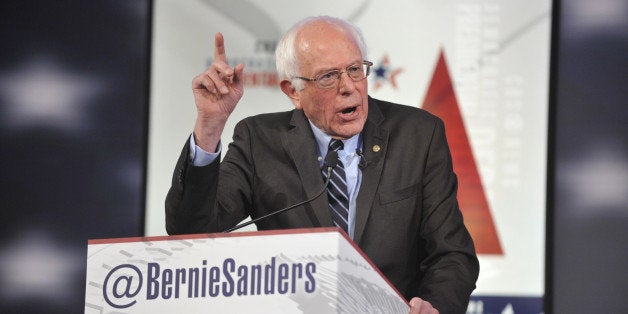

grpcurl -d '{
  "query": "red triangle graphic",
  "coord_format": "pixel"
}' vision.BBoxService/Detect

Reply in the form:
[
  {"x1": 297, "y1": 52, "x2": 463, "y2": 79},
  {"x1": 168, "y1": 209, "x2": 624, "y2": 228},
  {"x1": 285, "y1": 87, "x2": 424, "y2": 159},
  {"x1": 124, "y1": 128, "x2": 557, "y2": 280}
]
[{"x1": 421, "y1": 50, "x2": 503, "y2": 255}]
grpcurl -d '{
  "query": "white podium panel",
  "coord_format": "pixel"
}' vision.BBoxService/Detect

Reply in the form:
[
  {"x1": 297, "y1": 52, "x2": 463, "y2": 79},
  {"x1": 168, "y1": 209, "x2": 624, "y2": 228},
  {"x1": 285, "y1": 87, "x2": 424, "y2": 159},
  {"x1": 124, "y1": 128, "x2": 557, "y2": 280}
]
[{"x1": 85, "y1": 227, "x2": 409, "y2": 313}]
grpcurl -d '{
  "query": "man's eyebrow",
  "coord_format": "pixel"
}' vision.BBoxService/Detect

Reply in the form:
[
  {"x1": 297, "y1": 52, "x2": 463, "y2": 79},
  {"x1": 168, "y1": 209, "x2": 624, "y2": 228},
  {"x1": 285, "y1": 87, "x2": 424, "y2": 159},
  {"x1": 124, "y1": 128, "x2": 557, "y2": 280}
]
[
  {"x1": 313, "y1": 67, "x2": 340, "y2": 75},
  {"x1": 314, "y1": 61, "x2": 362, "y2": 75}
]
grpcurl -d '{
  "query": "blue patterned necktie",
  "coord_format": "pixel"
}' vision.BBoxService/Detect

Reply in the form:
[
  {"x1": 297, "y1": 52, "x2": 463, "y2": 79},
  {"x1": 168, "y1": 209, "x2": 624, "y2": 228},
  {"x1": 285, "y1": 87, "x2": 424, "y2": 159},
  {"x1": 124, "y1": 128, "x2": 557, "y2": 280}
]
[{"x1": 323, "y1": 139, "x2": 350, "y2": 233}]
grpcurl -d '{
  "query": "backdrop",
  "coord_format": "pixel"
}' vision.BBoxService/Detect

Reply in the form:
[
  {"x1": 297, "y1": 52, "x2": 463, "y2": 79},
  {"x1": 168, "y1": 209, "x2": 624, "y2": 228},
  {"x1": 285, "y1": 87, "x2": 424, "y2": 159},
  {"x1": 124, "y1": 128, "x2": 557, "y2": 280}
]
[{"x1": 146, "y1": 1, "x2": 552, "y2": 312}]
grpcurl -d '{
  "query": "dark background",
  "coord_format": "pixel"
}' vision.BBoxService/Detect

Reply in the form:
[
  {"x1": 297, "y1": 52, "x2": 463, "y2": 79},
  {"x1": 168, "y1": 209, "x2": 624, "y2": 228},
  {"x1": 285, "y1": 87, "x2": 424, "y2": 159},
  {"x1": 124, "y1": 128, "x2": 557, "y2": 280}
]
[
  {"x1": 0, "y1": 1, "x2": 150, "y2": 313},
  {"x1": 549, "y1": 0, "x2": 628, "y2": 313},
  {"x1": 0, "y1": 1, "x2": 626, "y2": 313}
]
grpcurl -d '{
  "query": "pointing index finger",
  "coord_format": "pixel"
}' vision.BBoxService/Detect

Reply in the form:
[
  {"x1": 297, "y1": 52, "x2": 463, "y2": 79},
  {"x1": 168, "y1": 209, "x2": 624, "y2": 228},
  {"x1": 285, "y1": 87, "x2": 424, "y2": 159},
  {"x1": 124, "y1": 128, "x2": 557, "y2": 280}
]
[{"x1": 214, "y1": 32, "x2": 227, "y2": 63}]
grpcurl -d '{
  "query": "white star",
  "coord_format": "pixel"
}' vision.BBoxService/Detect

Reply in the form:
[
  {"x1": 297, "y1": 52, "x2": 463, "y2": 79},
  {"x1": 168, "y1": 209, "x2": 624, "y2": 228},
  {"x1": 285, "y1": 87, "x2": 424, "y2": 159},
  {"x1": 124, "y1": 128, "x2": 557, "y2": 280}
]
[
  {"x1": 558, "y1": 143, "x2": 628, "y2": 214},
  {"x1": 0, "y1": 57, "x2": 104, "y2": 132},
  {"x1": 0, "y1": 229, "x2": 78, "y2": 301}
]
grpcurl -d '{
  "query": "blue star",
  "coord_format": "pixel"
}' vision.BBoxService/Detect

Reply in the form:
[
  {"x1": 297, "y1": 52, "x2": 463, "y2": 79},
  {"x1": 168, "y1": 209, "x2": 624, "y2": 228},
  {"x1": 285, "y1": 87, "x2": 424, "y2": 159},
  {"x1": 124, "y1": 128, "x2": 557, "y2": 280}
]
[{"x1": 374, "y1": 65, "x2": 387, "y2": 79}]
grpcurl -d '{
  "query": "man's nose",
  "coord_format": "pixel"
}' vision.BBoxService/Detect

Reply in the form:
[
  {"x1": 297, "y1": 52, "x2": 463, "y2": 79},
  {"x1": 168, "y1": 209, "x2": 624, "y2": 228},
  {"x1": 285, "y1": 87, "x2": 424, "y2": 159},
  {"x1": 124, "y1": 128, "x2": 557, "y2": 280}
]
[{"x1": 338, "y1": 71, "x2": 356, "y2": 94}]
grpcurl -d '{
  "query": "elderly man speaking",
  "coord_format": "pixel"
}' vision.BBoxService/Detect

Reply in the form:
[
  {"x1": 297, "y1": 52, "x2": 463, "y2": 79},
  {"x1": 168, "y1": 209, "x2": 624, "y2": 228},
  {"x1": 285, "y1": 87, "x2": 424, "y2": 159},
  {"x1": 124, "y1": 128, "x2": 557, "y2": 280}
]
[{"x1": 166, "y1": 16, "x2": 479, "y2": 314}]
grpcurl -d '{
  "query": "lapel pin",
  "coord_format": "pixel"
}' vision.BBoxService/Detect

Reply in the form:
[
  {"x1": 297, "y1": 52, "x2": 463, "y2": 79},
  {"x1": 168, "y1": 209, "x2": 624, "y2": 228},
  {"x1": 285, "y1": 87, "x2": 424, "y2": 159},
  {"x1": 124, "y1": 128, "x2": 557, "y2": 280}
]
[{"x1": 372, "y1": 145, "x2": 381, "y2": 153}]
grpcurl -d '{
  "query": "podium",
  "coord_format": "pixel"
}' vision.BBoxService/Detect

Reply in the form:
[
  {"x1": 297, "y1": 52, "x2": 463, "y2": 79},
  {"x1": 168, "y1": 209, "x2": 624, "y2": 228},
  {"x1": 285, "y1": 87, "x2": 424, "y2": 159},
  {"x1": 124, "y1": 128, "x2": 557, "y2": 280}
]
[{"x1": 85, "y1": 227, "x2": 409, "y2": 313}]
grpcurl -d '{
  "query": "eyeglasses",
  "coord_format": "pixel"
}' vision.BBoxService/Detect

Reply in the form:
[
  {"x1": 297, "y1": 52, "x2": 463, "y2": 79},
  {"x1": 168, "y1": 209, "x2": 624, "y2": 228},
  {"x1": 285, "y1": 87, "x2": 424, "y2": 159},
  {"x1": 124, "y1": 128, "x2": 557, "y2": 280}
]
[{"x1": 294, "y1": 60, "x2": 373, "y2": 89}]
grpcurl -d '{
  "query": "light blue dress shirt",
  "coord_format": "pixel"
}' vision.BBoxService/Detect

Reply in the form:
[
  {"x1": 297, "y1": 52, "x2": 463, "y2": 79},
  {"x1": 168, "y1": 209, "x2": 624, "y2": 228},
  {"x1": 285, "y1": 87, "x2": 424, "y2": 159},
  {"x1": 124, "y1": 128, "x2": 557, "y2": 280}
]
[{"x1": 308, "y1": 123, "x2": 362, "y2": 239}]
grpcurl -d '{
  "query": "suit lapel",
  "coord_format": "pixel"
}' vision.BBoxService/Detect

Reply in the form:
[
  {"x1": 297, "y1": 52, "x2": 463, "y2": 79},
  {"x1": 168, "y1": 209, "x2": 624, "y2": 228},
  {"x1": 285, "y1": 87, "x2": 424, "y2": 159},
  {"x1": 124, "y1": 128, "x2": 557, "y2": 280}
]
[
  {"x1": 281, "y1": 110, "x2": 334, "y2": 227},
  {"x1": 279, "y1": 100, "x2": 389, "y2": 238},
  {"x1": 354, "y1": 98, "x2": 388, "y2": 245}
]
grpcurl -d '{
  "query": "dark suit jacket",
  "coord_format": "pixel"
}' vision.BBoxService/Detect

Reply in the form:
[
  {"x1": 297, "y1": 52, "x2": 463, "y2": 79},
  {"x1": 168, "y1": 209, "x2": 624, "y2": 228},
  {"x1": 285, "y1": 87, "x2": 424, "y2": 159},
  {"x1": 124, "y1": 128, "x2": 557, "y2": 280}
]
[{"x1": 166, "y1": 96, "x2": 479, "y2": 313}]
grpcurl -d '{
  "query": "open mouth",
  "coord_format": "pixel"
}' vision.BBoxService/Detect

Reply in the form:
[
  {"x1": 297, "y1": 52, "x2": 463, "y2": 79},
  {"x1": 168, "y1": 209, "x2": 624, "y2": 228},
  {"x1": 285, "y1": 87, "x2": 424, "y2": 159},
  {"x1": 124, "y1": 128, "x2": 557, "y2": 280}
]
[{"x1": 341, "y1": 106, "x2": 357, "y2": 115}]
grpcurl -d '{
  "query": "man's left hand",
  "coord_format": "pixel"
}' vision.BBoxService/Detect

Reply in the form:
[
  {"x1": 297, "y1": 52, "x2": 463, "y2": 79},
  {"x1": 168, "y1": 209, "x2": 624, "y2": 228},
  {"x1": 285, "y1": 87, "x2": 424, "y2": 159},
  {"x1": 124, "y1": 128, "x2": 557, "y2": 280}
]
[{"x1": 409, "y1": 297, "x2": 439, "y2": 314}]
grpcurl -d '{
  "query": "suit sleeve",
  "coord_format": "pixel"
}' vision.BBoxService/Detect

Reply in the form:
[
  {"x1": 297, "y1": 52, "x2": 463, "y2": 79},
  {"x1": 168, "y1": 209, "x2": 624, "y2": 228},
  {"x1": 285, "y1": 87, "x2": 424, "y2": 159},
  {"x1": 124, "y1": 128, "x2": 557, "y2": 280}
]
[
  {"x1": 165, "y1": 140, "x2": 219, "y2": 234},
  {"x1": 165, "y1": 120, "x2": 254, "y2": 235},
  {"x1": 416, "y1": 118, "x2": 480, "y2": 314}
]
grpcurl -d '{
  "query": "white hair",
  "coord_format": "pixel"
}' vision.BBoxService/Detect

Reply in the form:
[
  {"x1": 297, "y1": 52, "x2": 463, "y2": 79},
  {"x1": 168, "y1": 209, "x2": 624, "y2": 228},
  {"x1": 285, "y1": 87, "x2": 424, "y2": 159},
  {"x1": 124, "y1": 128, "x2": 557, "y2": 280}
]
[{"x1": 275, "y1": 16, "x2": 368, "y2": 91}]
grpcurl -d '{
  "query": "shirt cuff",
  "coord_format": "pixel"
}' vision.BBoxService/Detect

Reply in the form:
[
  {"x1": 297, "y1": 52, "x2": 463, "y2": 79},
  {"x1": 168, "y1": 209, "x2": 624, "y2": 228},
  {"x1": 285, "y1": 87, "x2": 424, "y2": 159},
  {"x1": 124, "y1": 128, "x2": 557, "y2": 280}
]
[{"x1": 189, "y1": 134, "x2": 221, "y2": 167}]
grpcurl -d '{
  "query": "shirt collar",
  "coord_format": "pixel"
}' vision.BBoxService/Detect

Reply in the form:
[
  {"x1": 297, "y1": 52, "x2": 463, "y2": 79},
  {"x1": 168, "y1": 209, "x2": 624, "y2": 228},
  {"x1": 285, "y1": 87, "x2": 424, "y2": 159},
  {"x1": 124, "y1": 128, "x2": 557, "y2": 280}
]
[{"x1": 308, "y1": 120, "x2": 362, "y2": 158}]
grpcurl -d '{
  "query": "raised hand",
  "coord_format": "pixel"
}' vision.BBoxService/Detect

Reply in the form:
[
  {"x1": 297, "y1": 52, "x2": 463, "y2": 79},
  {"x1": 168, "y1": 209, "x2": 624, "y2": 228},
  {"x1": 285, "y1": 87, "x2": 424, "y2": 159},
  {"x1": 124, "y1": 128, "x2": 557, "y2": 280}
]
[{"x1": 191, "y1": 32, "x2": 245, "y2": 152}]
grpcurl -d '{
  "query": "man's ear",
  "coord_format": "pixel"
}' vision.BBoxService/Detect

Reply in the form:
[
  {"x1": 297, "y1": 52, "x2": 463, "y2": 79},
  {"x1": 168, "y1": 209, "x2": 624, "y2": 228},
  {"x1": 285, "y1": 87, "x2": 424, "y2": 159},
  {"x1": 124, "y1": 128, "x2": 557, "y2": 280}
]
[{"x1": 280, "y1": 80, "x2": 302, "y2": 110}]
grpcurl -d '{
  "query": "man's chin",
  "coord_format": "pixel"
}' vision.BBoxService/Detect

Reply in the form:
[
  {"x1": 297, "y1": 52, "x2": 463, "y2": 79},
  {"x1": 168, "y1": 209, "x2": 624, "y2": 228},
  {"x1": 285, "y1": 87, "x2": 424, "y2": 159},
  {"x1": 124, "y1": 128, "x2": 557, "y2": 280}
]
[{"x1": 331, "y1": 123, "x2": 365, "y2": 140}]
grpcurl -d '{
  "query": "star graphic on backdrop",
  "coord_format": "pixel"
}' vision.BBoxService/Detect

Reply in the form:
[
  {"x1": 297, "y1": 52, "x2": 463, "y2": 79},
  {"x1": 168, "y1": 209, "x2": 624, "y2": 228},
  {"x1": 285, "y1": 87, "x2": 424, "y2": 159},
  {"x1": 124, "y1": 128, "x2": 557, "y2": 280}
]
[
  {"x1": 371, "y1": 55, "x2": 403, "y2": 90},
  {"x1": 0, "y1": 57, "x2": 103, "y2": 133}
]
